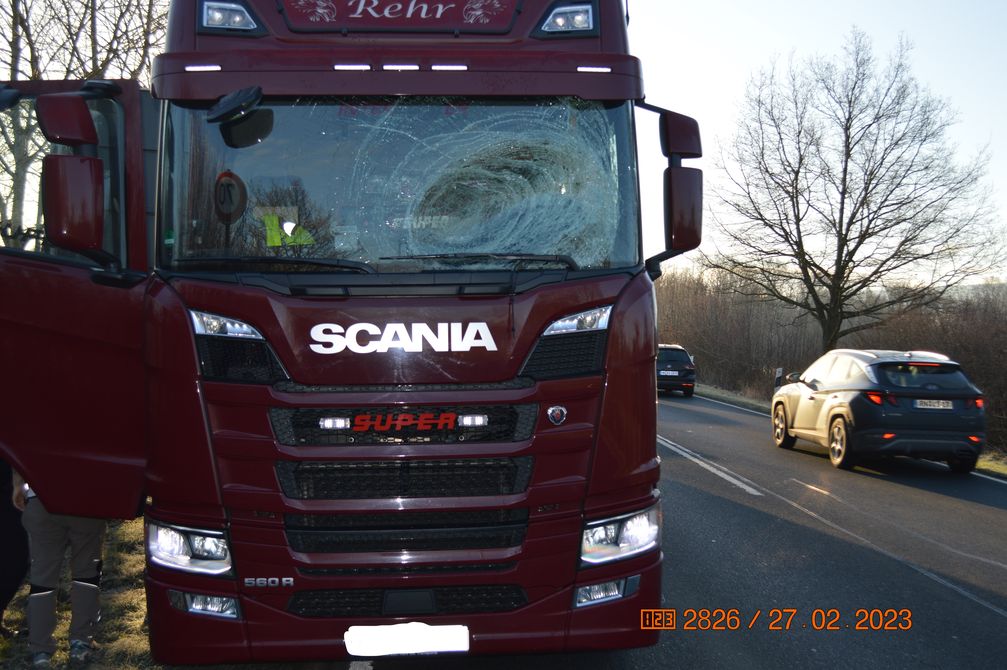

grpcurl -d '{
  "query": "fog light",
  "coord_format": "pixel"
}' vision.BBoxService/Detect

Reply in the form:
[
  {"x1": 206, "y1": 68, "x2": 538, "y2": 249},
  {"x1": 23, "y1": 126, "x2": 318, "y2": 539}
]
[
  {"x1": 575, "y1": 579, "x2": 624, "y2": 607},
  {"x1": 168, "y1": 590, "x2": 241, "y2": 619}
]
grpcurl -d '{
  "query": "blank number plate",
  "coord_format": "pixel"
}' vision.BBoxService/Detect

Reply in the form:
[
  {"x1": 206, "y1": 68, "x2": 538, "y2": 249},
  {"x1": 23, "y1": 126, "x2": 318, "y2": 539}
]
[
  {"x1": 345, "y1": 622, "x2": 469, "y2": 656},
  {"x1": 914, "y1": 399, "x2": 953, "y2": 410}
]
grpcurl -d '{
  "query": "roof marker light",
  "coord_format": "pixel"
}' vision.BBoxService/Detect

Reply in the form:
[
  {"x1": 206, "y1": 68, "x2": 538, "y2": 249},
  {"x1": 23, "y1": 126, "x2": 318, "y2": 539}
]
[
  {"x1": 185, "y1": 65, "x2": 223, "y2": 72},
  {"x1": 333, "y1": 64, "x2": 371, "y2": 71},
  {"x1": 432, "y1": 64, "x2": 469, "y2": 71},
  {"x1": 540, "y1": 4, "x2": 594, "y2": 32},
  {"x1": 577, "y1": 66, "x2": 612, "y2": 73},
  {"x1": 383, "y1": 64, "x2": 420, "y2": 71},
  {"x1": 203, "y1": 1, "x2": 258, "y2": 30}
]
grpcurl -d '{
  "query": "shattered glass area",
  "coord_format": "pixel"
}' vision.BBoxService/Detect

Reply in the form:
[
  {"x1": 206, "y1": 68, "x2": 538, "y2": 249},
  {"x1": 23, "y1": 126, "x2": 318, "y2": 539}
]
[{"x1": 163, "y1": 97, "x2": 639, "y2": 272}]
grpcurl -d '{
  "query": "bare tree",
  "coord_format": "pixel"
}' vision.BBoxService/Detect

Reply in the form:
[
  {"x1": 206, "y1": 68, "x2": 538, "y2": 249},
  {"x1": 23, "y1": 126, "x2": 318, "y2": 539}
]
[
  {"x1": 707, "y1": 28, "x2": 1004, "y2": 352},
  {"x1": 2, "y1": 0, "x2": 168, "y2": 83},
  {"x1": 1, "y1": 0, "x2": 168, "y2": 248}
]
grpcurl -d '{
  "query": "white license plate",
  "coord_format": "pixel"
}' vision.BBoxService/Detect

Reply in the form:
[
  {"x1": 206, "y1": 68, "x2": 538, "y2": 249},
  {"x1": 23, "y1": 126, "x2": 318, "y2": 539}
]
[
  {"x1": 915, "y1": 399, "x2": 953, "y2": 410},
  {"x1": 345, "y1": 622, "x2": 469, "y2": 656},
  {"x1": 659, "y1": 370, "x2": 678, "y2": 376}
]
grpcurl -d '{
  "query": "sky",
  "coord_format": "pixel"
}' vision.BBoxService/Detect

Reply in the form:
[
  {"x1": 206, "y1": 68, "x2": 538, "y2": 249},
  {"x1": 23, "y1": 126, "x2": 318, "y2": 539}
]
[{"x1": 626, "y1": 0, "x2": 1007, "y2": 278}]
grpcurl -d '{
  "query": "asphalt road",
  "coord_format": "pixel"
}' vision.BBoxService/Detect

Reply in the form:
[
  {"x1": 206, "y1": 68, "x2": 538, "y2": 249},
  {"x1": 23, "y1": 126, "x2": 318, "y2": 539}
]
[
  {"x1": 650, "y1": 392, "x2": 1007, "y2": 669},
  {"x1": 300, "y1": 394, "x2": 1007, "y2": 670}
]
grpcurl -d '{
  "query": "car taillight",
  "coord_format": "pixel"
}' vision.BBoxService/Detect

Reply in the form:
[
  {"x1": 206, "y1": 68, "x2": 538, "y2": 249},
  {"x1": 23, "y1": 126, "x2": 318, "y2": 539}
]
[
  {"x1": 865, "y1": 392, "x2": 898, "y2": 406},
  {"x1": 967, "y1": 397, "x2": 985, "y2": 410}
]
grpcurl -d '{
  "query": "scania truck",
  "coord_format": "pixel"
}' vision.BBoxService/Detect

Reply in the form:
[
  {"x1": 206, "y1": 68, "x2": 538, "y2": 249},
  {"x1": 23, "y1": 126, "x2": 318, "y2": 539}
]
[{"x1": 0, "y1": 0, "x2": 701, "y2": 662}]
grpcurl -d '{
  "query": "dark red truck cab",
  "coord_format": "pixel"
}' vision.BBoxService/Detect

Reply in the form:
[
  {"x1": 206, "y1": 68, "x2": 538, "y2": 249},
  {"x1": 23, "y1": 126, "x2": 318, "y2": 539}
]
[{"x1": 0, "y1": 0, "x2": 701, "y2": 662}]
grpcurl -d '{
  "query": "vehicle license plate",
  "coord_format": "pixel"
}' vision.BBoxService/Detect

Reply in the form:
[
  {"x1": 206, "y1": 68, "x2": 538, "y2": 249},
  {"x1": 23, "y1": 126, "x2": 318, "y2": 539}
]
[
  {"x1": 659, "y1": 370, "x2": 678, "y2": 376},
  {"x1": 914, "y1": 399, "x2": 953, "y2": 410},
  {"x1": 344, "y1": 622, "x2": 469, "y2": 656}
]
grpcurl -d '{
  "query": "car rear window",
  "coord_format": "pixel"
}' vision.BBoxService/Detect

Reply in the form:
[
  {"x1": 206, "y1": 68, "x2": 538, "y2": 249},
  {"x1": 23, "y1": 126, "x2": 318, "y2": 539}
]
[
  {"x1": 658, "y1": 349, "x2": 692, "y2": 364},
  {"x1": 875, "y1": 363, "x2": 972, "y2": 390}
]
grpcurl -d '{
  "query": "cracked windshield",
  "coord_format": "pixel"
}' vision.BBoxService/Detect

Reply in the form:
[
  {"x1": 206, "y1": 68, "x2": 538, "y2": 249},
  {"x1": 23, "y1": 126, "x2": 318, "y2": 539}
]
[{"x1": 161, "y1": 96, "x2": 639, "y2": 273}]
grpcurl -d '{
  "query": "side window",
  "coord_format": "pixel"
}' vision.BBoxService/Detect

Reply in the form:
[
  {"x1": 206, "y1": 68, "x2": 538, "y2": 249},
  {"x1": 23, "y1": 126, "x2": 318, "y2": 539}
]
[
  {"x1": 801, "y1": 354, "x2": 836, "y2": 386},
  {"x1": 0, "y1": 96, "x2": 125, "y2": 264}
]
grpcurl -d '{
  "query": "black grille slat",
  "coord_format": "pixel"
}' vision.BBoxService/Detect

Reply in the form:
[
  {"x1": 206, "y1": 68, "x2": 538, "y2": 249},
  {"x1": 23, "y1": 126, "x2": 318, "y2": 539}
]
[
  {"x1": 520, "y1": 330, "x2": 607, "y2": 380},
  {"x1": 287, "y1": 526, "x2": 526, "y2": 553},
  {"x1": 275, "y1": 457, "x2": 533, "y2": 500},
  {"x1": 274, "y1": 379, "x2": 534, "y2": 393},
  {"x1": 271, "y1": 404, "x2": 537, "y2": 446},
  {"x1": 285, "y1": 509, "x2": 528, "y2": 530},
  {"x1": 299, "y1": 562, "x2": 514, "y2": 577},
  {"x1": 288, "y1": 585, "x2": 527, "y2": 618}
]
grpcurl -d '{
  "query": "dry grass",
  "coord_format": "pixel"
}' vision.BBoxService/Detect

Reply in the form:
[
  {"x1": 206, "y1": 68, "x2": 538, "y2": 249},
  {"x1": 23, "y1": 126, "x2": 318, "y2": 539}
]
[{"x1": 1, "y1": 519, "x2": 157, "y2": 669}]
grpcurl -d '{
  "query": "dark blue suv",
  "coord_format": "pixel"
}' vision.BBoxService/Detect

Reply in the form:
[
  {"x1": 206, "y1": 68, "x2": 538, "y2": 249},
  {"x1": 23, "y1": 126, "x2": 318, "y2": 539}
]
[{"x1": 772, "y1": 349, "x2": 985, "y2": 472}]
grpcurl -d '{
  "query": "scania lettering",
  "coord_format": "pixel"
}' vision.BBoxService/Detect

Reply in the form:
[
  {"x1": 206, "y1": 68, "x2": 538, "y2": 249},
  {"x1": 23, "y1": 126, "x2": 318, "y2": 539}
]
[
  {"x1": 309, "y1": 321, "x2": 498, "y2": 354},
  {"x1": 0, "y1": 0, "x2": 702, "y2": 663}
]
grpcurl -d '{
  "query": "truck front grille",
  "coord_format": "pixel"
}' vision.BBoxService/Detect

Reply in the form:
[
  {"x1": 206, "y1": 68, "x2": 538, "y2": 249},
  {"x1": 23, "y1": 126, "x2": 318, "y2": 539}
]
[
  {"x1": 275, "y1": 457, "x2": 534, "y2": 500},
  {"x1": 288, "y1": 585, "x2": 527, "y2": 618},
  {"x1": 520, "y1": 330, "x2": 607, "y2": 380},
  {"x1": 270, "y1": 404, "x2": 537, "y2": 446},
  {"x1": 284, "y1": 509, "x2": 528, "y2": 553}
]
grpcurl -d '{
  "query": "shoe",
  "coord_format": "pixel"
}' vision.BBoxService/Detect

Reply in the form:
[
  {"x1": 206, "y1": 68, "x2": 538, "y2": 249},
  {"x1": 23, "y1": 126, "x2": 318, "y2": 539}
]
[
  {"x1": 31, "y1": 652, "x2": 52, "y2": 668},
  {"x1": 68, "y1": 639, "x2": 96, "y2": 663}
]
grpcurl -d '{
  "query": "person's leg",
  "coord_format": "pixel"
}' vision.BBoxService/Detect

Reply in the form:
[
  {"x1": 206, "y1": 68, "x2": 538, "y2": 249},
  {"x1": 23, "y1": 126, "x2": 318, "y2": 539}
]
[
  {"x1": 0, "y1": 504, "x2": 30, "y2": 633},
  {"x1": 21, "y1": 499, "x2": 66, "y2": 657},
  {"x1": 65, "y1": 516, "x2": 105, "y2": 649}
]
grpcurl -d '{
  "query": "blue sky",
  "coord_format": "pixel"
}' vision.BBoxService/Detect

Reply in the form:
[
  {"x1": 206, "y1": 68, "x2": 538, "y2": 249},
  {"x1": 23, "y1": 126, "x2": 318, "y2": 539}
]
[{"x1": 627, "y1": 0, "x2": 1006, "y2": 277}]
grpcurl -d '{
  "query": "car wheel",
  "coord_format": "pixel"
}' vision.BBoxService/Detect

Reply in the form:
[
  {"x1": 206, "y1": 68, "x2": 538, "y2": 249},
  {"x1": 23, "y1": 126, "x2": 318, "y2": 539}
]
[
  {"x1": 828, "y1": 417, "x2": 856, "y2": 469},
  {"x1": 683, "y1": 388, "x2": 695, "y2": 398},
  {"x1": 947, "y1": 455, "x2": 977, "y2": 474},
  {"x1": 772, "y1": 404, "x2": 796, "y2": 449}
]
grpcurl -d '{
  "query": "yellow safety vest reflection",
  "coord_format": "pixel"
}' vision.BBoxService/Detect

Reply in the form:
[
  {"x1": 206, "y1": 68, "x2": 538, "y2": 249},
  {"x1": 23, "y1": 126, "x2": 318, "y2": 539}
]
[{"x1": 264, "y1": 214, "x2": 315, "y2": 247}]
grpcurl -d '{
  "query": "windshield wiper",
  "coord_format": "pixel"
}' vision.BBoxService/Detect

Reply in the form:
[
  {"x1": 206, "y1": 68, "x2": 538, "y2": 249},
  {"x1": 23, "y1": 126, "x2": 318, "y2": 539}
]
[
  {"x1": 381, "y1": 253, "x2": 579, "y2": 270},
  {"x1": 173, "y1": 256, "x2": 377, "y2": 274}
]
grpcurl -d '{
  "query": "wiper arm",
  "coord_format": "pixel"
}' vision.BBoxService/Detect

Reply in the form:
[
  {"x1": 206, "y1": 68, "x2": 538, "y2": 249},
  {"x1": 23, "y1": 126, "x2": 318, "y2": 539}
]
[
  {"x1": 174, "y1": 256, "x2": 377, "y2": 274},
  {"x1": 381, "y1": 253, "x2": 579, "y2": 270}
]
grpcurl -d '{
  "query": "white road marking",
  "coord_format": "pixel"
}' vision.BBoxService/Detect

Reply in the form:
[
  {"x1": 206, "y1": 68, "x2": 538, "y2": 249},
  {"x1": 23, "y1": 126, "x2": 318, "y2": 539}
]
[
  {"x1": 658, "y1": 436, "x2": 762, "y2": 496},
  {"x1": 660, "y1": 435, "x2": 1007, "y2": 619}
]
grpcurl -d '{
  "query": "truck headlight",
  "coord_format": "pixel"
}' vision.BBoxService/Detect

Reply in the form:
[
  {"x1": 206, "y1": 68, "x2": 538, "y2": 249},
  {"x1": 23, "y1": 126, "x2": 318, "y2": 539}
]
[
  {"x1": 147, "y1": 521, "x2": 232, "y2": 576},
  {"x1": 581, "y1": 503, "x2": 661, "y2": 565}
]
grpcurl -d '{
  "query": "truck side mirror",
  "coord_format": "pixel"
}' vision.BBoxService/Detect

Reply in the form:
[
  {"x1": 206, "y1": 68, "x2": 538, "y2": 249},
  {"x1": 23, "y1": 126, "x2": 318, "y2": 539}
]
[
  {"x1": 642, "y1": 105, "x2": 703, "y2": 278},
  {"x1": 665, "y1": 166, "x2": 702, "y2": 252},
  {"x1": 42, "y1": 154, "x2": 117, "y2": 268}
]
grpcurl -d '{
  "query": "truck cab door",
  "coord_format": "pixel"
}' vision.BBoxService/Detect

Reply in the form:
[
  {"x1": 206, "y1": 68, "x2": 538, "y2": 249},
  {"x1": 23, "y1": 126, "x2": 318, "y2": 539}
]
[{"x1": 0, "y1": 80, "x2": 152, "y2": 518}]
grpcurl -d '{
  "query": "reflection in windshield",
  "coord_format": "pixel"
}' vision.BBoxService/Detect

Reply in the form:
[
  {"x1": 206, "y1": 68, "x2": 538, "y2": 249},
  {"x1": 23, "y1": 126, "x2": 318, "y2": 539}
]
[{"x1": 160, "y1": 97, "x2": 639, "y2": 272}]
